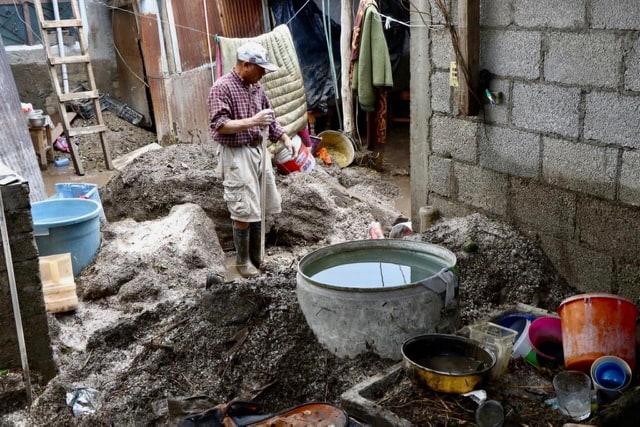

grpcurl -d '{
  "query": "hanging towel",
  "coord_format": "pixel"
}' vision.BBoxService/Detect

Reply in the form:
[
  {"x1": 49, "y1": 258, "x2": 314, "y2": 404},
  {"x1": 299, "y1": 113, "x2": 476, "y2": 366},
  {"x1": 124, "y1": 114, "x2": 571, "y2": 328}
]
[
  {"x1": 216, "y1": 25, "x2": 308, "y2": 136},
  {"x1": 351, "y1": 3, "x2": 393, "y2": 112}
]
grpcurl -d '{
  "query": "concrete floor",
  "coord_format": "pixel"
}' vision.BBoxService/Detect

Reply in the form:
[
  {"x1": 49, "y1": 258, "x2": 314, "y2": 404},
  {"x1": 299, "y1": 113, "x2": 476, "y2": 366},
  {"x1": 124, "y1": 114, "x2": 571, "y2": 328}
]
[{"x1": 377, "y1": 125, "x2": 411, "y2": 217}]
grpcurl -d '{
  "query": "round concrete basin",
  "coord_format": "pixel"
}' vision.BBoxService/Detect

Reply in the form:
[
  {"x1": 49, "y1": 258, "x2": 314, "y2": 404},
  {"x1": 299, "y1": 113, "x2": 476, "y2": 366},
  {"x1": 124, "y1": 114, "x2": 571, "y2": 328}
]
[{"x1": 296, "y1": 239, "x2": 457, "y2": 360}]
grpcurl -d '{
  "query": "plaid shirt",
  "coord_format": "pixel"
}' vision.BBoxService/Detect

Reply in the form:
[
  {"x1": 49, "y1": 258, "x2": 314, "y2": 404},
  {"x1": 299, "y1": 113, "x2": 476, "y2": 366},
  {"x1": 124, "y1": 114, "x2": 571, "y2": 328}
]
[{"x1": 207, "y1": 70, "x2": 285, "y2": 147}]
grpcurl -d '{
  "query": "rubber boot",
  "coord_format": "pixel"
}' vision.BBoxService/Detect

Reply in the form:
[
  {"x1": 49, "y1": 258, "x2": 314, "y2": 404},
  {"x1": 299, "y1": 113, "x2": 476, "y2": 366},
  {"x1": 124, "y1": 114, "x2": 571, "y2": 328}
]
[
  {"x1": 249, "y1": 222, "x2": 262, "y2": 269},
  {"x1": 233, "y1": 227, "x2": 260, "y2": 278}
]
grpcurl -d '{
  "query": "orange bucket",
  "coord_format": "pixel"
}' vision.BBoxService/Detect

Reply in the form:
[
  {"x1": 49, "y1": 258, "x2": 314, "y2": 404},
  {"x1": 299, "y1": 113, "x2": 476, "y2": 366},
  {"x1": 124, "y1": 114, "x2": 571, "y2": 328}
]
[{"x1": 558, "y1": 293, "x2": 638, "y2": 373}]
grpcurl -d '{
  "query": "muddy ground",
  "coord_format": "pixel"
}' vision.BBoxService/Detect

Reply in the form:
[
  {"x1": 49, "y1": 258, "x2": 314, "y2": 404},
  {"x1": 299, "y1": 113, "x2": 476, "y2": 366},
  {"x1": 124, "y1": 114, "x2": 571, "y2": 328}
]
[
  {"x1": 377, "y1": 359, "x2": 573, "y2": 426},
  {"x1": 74, "y1": 111, "x2": 157, "y2": 171},
  {"x1": 2, "y1": 141, "x2": 578, "y2": 425}
]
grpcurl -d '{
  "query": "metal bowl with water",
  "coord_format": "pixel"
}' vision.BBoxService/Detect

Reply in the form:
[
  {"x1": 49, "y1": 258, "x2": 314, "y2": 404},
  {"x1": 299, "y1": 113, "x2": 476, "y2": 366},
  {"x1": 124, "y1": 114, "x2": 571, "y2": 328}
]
[
  {"x1": 296, "y1": 239, "x2": 458, "y2": 360},
  {"x1": 402, "y1": 334, "x2": 496, "y2": 394}
]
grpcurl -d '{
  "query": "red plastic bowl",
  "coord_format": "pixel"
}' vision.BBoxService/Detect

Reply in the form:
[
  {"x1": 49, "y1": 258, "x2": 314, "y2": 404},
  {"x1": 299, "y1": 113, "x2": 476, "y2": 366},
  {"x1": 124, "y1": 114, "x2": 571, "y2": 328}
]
[{"x1": 528, "y1": 316, "x2": 563, "y2": 363}]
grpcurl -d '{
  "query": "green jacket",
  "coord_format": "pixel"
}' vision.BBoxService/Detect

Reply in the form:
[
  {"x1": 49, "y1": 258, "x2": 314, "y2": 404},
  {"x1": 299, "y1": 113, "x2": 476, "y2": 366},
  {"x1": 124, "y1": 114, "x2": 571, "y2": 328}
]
[{"x1": 352, "y1": 5, "x2": 394, "y2": 112}]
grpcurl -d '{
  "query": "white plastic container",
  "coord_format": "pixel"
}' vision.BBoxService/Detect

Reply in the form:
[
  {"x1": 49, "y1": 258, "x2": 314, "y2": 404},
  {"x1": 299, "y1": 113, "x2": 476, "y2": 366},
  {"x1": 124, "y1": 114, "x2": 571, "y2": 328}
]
[
  {"x1": 469, "y1": 322, "x2": 517, "y2": 379},
  {"x1": 39, "y1": 253, "x2": 78, "y2": 313},
  {"x1": 512, "y1": 319, "x2": 537, "y2": 365}
]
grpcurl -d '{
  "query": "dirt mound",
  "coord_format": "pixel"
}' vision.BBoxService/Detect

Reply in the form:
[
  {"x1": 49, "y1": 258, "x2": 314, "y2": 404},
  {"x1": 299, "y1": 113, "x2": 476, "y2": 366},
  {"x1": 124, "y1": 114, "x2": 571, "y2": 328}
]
[
  {"x1": 80, "y1": 203, "x2": 222, "y2": 302},
  {"x1": 420, "y1": 213, "x2": 575, "y2": 323},
  {"x1": 26, "y1": 203, "x2": 389, "y2": 425},
  {"x1": 102, "y1": 143, "x2": 400, "y2": 248},
  {"x1": 77, "y1": 111, "x2": 157, "y2": 171}
]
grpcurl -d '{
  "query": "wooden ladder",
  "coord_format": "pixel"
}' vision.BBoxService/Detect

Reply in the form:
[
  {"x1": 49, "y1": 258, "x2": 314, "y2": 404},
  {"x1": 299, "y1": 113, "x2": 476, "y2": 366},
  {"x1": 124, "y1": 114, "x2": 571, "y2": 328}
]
[{"x1": 33, "y1": 0, "x2": 113, "y2": 175}]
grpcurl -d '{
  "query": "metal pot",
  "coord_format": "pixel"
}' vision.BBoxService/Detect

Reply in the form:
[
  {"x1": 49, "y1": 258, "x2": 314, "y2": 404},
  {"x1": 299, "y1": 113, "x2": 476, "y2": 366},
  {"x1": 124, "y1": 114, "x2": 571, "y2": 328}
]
[
  {"x1": 402, "y1": 334, "x2": 496, "y2": 394},
  {"x1": 28, "y1": 116, "x2": 46, "y2": 127}
]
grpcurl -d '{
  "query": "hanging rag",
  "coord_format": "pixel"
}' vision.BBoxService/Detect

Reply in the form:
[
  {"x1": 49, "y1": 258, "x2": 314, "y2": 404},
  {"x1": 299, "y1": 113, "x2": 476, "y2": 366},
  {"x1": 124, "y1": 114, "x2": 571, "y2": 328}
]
[
  {"x1": 351, "y1": 1, "x2": 393, "y2": 112},
  {"x1": 216, "y1": 25, "x2": 308, "y2": 136}
]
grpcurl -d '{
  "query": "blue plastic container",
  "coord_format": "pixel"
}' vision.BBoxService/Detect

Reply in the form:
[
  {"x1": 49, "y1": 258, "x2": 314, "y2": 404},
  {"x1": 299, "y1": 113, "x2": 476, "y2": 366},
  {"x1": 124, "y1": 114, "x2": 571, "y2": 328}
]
[
  {"x1": 51, "y1": 182, "x2": 106, "y2": 222},
  {"x1": 32, "y1": 199, "x2": 102, "y2": 276}
]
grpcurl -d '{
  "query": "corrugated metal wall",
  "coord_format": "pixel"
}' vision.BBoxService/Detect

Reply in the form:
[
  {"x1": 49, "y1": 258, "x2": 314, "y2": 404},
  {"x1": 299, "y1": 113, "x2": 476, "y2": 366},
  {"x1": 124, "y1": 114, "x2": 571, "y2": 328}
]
[{"x1": 217, "y1": 0, "x2": 264, "y2": 38}]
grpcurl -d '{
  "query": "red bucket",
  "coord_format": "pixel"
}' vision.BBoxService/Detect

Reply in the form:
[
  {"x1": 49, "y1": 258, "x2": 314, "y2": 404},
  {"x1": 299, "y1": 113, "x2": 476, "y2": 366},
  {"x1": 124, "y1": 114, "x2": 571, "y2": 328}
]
[
  {"x1": 275, "y1": 140, "x2": 315, "y2": 175},
  {"x1": 558, "y1": 293, "x2": 638, "y2": 373}
]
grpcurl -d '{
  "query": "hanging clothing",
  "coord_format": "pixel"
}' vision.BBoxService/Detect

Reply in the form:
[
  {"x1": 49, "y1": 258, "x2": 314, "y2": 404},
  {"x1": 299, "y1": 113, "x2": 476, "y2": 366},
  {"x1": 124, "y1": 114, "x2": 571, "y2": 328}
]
[
  {"x1": 351, "y1": 1, "x2": 393, "y2": 112},
  {"x1": 349, "y1": 0, "x2": 377, "y2": 82}
]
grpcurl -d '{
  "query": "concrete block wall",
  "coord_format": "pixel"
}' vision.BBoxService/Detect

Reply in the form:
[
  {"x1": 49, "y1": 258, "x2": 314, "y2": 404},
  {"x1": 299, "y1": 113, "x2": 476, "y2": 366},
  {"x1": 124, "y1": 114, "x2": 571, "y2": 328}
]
[
  {"x1": 423, "y1": 0, "x2": 640, "y2": 301},
  {"x1": 0, "y1": 181, "x2": 56, "y2": 382}
]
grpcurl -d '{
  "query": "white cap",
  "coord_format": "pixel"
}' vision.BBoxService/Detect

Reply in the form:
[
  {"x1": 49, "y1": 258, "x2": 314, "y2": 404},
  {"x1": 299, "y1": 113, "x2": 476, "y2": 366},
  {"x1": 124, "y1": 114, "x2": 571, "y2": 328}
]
[{"x1": 236, "y1": 41, "x2": 278, "y2": 73}]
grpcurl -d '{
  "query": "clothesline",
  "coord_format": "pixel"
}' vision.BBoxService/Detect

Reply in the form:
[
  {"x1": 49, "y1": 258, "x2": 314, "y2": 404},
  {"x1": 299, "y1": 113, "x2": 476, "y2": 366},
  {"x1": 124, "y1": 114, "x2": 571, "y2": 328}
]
[{"x1": 371, "y1": 9, "x2": 444, "y2": 29}]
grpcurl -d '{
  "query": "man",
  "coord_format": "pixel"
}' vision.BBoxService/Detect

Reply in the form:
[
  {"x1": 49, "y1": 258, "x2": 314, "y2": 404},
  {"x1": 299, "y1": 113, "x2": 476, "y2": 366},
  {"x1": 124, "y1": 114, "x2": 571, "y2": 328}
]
[{"x1": 208, "y1": 41, "x2": 296, "y2": 278}]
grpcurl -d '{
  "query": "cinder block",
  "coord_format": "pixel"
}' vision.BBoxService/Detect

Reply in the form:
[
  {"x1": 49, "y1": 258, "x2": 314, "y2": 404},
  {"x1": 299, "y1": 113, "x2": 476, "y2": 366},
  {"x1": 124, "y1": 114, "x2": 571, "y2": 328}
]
[
  {"x1": 543, "y1": 137, "x2": 618, "y2": 199},
  {"x1": 425, "y1": 0, "x2": 458, "y2": 24},
  {"x1": 482, "y1": 78, "x2": 510, "y2": 124},
  {"x1": 431, "y1": 115, "x2": 478, "y2": 163},
  {"x1": 624, "y1": 35, "x2": 640, "y2": 91},
  {"x1": 431, "y1": 71, "x2": 451, "y2": 113},
  {"x1": 479, "y1": 125, "x2": 539, "y2": 178},
  {"x1": 590, "y1": 0, "x2": 640, "y2": 30},
  {"x1": 3, "y1": 209, "x2": 34, "y2": 235},
  {"x1": 514, "y1": 0, "x2": 586, "y2": 28},
  {"x1": 480, "y1": 30, "x2": 541, "y2": 79},
  {"x1": 0, "y1": 183, "x2": 30, "y2": 211},
  {"x1": 431, "y1": 29, "x2": 454, "y2": 69},
  {"x1": 511, "y1": 178, "x2": 576, "y2": 239},
  {"x1": 480, "y1": 0, "x2": 511, "y2": 27},
  {"x1": 540, "y1": 236, "x2": 613, "y2": 293},
  {"x1": 427, "y1": 193, "x2": 474, "y2": 219},
  {"x1": 545, "y1": 32, "x2": 622, "y2": 88},
  {"x1": 576, "y1": 197, "x2": 640, "y2": 259},
  {"x1": 512, "y1": 83, "x2": 581, "y2": 137},
  {"x1": 620, "y1": 150, "x2": 640, "y2": 206},
  {"x1": 616, "y1": 262, "x2": 640, "y2": 303},
  {"x1": 584, "y1": 92, "x2": 640, "y2": 149},
  {"x1": 454, "y1": 162, "x2": 508, "y2": 215},
  {"x1": 0, "y1": 233, "x2": 39, "y2": 266},
  {"x1": 428, "y1": 155, "x2": 452, "y2": 197}
]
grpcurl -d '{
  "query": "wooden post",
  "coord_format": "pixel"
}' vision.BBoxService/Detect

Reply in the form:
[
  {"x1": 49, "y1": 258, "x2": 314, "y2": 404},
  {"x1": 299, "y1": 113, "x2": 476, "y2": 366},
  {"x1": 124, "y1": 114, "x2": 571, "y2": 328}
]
[
  {"x1": 457, "y1": 0, "x2": 480, "y2": 116},
  {"x1": 340, "y1": 0, "x2": 354, "y2": 135}
]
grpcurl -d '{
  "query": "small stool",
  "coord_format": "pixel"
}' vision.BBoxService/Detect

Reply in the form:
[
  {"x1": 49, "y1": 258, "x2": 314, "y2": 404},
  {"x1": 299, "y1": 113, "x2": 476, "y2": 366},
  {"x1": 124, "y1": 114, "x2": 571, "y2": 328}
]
[{"x1": 28, "y1": 124, "x2": 54, "y2": 170}]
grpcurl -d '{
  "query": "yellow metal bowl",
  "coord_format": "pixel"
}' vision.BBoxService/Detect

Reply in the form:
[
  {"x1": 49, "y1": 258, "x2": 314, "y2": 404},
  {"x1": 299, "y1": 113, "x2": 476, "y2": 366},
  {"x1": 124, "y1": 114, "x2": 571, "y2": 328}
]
[
  {"x1": 402, "y1": 334, "x2": 496, "y2": 394},
  {"x1": 317, "y1": 130, "x2": 355, "y2": 168}
]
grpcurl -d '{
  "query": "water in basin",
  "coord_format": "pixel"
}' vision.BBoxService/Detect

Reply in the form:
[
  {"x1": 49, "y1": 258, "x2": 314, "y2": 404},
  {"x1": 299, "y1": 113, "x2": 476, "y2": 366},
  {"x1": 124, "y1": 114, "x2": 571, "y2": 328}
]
[{"x1": 307, "y1": 247, "x2": 445, "y2": 288}]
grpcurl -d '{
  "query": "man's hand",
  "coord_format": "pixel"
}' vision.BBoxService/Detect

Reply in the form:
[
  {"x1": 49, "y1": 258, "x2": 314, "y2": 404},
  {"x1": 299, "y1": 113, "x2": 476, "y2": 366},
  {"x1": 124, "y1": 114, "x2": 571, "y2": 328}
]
[
  {"x1": 251, "y1": 109, "x2": 275, "y2": 127},
  {"x1": 282, "y1": 134, "x2": 298, "y2": 158}
]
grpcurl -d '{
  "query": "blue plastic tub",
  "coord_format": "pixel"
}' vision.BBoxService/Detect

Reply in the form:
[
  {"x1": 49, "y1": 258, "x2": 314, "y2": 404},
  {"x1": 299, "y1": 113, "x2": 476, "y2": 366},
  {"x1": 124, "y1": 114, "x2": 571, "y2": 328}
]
[
  {"x1": 32, "y1": 199, "x2": 102, "y2": 276},
  {"x1": 51, "y1": 182, "x2": 106, "y2": 222}
]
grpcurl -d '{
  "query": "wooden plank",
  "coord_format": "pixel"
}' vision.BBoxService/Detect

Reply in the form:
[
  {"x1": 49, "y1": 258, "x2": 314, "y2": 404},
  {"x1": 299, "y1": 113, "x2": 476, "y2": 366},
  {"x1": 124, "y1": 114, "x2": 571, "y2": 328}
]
[
  {"x1": 58, "y1": 90, "x2": 99, "y2": 102},
  {"x1": 22, "y1": 2, "x2": 34, "y2": 45},
  {"x1": 166, "y1": 66, "x2": 214, "y2": 143},
  {"x1": 457, "y1": 0, "x2": 480, "y2": 116},
  {"x1": 49, "y1": 55, "x2": 90, "y2": 65},
  {"x1": 41, "y1": 19, "x2": 83, "y2": 29},
  {"x1": 67, "y1": 124, "x2": 108, "y2": 137},
  {"x1": 112, "y1": 8, "x2": 152, "y2": 125},
  {"x1": 135, "y1": 1, "x2": 172, "y2": 143}
]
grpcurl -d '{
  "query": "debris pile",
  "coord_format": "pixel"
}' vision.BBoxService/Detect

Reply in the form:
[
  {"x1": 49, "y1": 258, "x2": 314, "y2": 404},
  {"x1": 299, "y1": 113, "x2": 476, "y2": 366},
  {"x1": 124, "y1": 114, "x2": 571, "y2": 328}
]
[
  {"x1": 101, "y1": 143, "x2": 400, "y2": 247},
  {"x1": 76, "y1": 111, "x2": 156, "y2": 169},
  {"x1": 420, "y1": 213, "x2": 575, "y2": 323}
]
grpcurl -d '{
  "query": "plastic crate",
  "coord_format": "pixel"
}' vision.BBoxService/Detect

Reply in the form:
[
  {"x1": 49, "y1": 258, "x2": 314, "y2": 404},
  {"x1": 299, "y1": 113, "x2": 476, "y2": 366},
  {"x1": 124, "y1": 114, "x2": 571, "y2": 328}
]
[{"x1": 51, "y1": 182, "x2": 106, "y2": 222}]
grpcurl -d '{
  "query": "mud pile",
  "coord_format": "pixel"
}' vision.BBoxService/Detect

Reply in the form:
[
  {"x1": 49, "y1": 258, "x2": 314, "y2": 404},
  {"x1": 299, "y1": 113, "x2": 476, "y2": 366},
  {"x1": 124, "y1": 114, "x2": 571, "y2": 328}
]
[
  {"x1": 420, "y1": 213, "x2": 575, "y2": 323},
  {"x1": 101, "y1": 143, "x2": 400, "y2": 247},
  {"x1": 77, "y1": 111, "x2": 157, "y2": 170},
  {"x1": 26, "y1": 204, "x2": 388, "y2": 425}
]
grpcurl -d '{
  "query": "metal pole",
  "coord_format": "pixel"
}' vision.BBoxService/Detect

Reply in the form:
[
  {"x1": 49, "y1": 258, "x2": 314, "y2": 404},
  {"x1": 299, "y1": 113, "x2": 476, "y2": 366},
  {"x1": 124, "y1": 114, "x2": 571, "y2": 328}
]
[
  {"x1": 52, "y1": 0, "x2": 69, "y2": 93},
  {"x1": 259, "y1": 127, "x2": 268, "y2": 265},
  {"x1": 0, "y1": 189, "x2": 33, "y2": 404}
]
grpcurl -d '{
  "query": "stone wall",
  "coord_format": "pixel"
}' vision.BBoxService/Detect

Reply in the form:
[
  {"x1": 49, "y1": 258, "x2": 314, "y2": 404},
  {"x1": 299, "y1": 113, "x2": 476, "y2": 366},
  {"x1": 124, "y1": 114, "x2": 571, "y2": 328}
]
[
  {"x1": 0, "y1": 180, "x2": 56, "y2": 382},
  {"x1": 418, "y1": 0, "x2": 640, "y2": 300}
]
